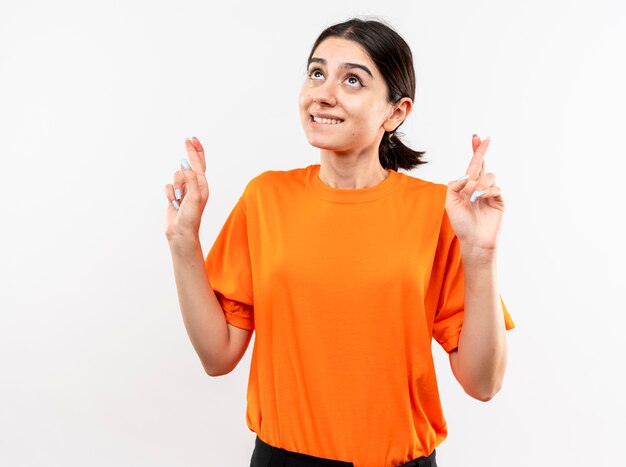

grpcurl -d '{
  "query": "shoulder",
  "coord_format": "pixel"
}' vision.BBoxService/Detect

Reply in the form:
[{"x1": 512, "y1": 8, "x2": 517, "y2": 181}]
[
  {"x1": 240, "y1": 167, "x2": 309, "y2": 193},
  {"x1": 396, "y1": 170, "x2": 448, "y2": 206},
  {"x1": 394, "y1": 172, "x2": 454, "y2": 238},
  {"x1": 240, "y1": 165, "x2": 312, "y2": 201},
  {"x1": 398, "y1": 171, "x2": 447, "y2": 191},
  {"x1": 248, "y1": 166, "x2": 309, "y2": 186}
]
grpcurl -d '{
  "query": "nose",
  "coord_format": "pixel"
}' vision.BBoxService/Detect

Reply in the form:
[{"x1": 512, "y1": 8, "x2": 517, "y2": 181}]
[{"x1": 310, "y1": 79, "x2": 337, "y2": 107}]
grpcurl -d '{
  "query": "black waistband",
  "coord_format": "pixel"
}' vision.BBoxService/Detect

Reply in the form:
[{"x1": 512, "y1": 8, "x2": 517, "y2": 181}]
[{"x1": 252, "y1": 435, "x2": 437, "y2": 467}]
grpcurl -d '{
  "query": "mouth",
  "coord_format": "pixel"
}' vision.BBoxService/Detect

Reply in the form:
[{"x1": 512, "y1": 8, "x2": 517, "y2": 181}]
[{"x1": 310, "y1": 115, "x2": 344, "y2": 125}]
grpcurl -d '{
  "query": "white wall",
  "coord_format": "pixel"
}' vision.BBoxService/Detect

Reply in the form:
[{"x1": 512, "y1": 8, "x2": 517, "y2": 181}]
[{"x1": 1, "y1": 0, "x2": 624, "y2": 465}]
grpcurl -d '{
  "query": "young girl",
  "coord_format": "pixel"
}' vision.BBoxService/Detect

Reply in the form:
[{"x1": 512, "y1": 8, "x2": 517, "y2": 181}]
[{"x1": 164, "y1": 17, "x2": 515, "y2": 467}]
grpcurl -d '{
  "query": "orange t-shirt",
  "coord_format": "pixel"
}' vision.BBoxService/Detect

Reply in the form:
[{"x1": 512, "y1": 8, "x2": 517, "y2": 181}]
[{"x1": 205, "y1": 164, "x2": 515, "y2": 467}]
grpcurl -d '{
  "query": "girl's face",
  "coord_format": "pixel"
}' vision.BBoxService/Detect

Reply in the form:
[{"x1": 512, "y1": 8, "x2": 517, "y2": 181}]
[{"x1": 299, "y1": 37, "x2": 398, "y2": 155}]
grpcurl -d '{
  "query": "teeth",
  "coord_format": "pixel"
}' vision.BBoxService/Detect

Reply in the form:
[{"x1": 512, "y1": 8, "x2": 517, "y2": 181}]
[{"x1": 313, "y1": 116, "x2": 343, "y2": 125}]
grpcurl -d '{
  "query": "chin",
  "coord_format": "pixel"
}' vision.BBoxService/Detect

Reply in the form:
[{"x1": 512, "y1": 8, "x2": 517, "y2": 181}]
[
  {"x1": 307, "y1": 139, "x2": 342, "y2": 151},
  {"x1": 304, "y1": 133, "x2": 342, "y2": 150}
]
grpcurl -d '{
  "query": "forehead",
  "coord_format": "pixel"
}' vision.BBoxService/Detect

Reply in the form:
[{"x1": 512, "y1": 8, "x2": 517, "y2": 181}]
[{"x1": 310, "y1": 37, "x2": 378, "y2": 73}]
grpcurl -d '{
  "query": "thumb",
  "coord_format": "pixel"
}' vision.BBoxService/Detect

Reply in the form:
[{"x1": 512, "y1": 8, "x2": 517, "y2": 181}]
[
  {"x1": 448, "y1": 174, "x2": 470, "y2": 194},
  {"x1": 179, "y1": 158, "x2": 200, "y2": 203}
]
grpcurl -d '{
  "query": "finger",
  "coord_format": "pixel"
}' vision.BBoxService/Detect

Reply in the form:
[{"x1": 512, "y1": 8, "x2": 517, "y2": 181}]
[
  {"x1": 469, "y1": 173, "x2": 498, "y2": 203},
  {"x1": 476, "y1": 172, "x2": 496, "y2": 189},
  {"x1": 466, "y1": 137, "x2": 490, "y2": 181},
  {"x1": 470, "y1": 185, "x2": 503, "y2": 203},
  {"x1": 472, "y1": 135, "x2": 485, "y2": 178},
  {"x1": 448, "y1": 173, "x2": 471, "y2": 194},
  {"x1": 164, "y1": 184, "x2": 180, "y2": 210},
  {"x1": 190, "y1": 136, "x2": 206, "y2": 171},
  {"x1": 172, "y1": 169, "x2": 186, "y2": 201},
  {"x1": 185, "y1": 137, "x2": 206, "y2": 173},
  {"x1": 453, "y1": 134, "x2": 483, "y2": 190},
  {"x1": 472, "y1": 134, "x2": 481, "y2": 153},
  {"x1": 179, "y1": 158, "x2": 200, "y2": 203}
]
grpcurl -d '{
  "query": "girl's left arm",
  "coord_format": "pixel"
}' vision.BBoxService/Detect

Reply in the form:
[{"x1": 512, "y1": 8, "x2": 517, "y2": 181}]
[
  {"x1": 445, "y1": 134, "x2": 508, "y2": 402},
  {"x1": 449, "y1": 249, "x2": 507, "y2": 401}
]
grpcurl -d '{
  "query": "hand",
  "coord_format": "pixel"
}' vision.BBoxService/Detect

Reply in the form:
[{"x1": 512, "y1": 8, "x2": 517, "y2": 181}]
[
  {"x1": 164, "y1": 137, "x2": 209, "y2": 241},
  {"x1": 445, "y1": 135, "x2": 504, "y2": 253}
]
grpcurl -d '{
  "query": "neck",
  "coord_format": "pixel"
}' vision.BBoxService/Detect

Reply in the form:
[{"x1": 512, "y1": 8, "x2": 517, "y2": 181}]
[{"x1": 318, "y1": 150, "x2": 389, "y2": 189}]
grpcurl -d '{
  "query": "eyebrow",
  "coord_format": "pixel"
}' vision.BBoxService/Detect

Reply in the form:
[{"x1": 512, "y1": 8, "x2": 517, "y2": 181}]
[{"x1": 307, "y1": 57, "x2": 374, "y2": 79}]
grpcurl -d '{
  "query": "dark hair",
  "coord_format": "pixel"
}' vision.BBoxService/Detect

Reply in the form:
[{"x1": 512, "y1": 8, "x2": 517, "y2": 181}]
[{"x1": 307, "y1": 18, "x2": 427, "y2": 171}]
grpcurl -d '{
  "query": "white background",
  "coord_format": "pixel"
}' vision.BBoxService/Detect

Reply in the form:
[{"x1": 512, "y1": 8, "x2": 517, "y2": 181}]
[{"x1": 1, "y1": 0, "x2": 625, "y2": 466}]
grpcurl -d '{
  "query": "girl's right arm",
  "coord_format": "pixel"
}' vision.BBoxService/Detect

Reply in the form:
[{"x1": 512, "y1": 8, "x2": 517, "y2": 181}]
[
  {"x1": 164, "y1": 137, "x2": 253, "y2": 376},
  {"x1": 168, "y1": 236, "x2": 253, "y2": 376}
]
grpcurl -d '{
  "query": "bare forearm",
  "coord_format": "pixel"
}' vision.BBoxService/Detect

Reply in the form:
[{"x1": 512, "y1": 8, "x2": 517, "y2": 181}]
[
  {"x1": 455, "y1": 247, "x2": 507, "y2": 400},
  {"x1": 168, "y1": 235, "x2": 230, "y2": 376}
]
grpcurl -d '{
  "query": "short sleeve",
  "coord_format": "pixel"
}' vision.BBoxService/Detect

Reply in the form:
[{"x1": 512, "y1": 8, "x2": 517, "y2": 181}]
[
  {"x1": 430, "y1": 211, "x2": 515, "y2": 353},
  {"x1": 204, "y1": 197, "x2": 255, "y2": 331}
]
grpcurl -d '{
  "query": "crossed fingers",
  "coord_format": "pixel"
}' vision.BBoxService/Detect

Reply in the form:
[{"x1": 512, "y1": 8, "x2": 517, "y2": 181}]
[
  {"x1": 467, "y1": 134, "x2": 488, "y2": 181},
  {"x1": 449, "y1": 135, "x2": 502, "y2": 204},
  {"x1": 165, "y1": 136, "x2": 207, "y2": 210}
]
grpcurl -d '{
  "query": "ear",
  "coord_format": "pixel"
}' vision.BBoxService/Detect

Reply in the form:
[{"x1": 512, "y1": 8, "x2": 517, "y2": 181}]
[{"x1": 382, "y1": 97, "x2": 413, "y2": 132}]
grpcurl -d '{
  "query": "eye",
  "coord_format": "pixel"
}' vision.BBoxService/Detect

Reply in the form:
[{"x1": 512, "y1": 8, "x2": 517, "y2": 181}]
[
  {"x1": 308, "y1": 67, "x2": 325, "y2": 80},
  {"x1": 344, "y1": 73, "x2": 364, "y2": 88}
]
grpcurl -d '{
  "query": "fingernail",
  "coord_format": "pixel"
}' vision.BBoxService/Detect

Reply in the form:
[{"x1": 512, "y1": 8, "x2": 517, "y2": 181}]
[
  {"x1": 455, "y1": 174, "x2": 469, "y2": 182},
  {"x1": 181, "y1": 158, "x2": 191, "y2": 170},
  {"x1": 472, "y1": 134, "x2": 478, "y2": 138},
  {"x1": 470, "y1": 190, "x2": 486, "y2": 203},
  {"x1": 172, "y1": 199, "x2": 180, "y2": 210},
  {"x1": 175, "y1": 188, "x2": 182, "y2": 200},
  {"x1": 484, "y1": 136, "x2": 491, "y2": 142},
  {"x1": 192, "y1": 136, "x2": 197, "y2": 141}
]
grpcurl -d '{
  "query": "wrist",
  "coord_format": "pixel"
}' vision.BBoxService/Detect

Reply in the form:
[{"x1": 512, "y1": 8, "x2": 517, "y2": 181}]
[
  {"x1": 168, "y1": 233, "x2": 202, "y2": 255},
  {"x1": 460, "y1": 243, "x2": 497, "y2": 266}
]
